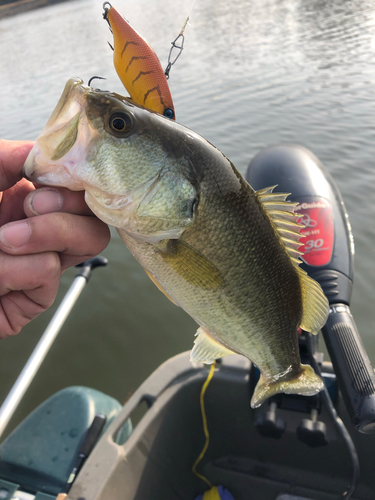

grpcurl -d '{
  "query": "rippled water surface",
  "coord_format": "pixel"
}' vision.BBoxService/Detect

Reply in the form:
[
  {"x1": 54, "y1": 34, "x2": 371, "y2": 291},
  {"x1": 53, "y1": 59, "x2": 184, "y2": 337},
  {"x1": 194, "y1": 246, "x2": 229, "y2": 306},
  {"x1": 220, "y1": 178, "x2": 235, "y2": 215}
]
[{"x1": 1, "y1": 0, "x2": 375, "y2": 431}]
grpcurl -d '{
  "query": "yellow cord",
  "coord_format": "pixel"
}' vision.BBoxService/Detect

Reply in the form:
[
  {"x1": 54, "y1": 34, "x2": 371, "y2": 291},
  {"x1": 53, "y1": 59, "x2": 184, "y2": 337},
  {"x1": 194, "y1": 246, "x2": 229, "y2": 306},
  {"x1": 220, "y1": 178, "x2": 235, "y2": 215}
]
[{"x1": 192, "y1": 362, "x2": 216, "y2": 488}]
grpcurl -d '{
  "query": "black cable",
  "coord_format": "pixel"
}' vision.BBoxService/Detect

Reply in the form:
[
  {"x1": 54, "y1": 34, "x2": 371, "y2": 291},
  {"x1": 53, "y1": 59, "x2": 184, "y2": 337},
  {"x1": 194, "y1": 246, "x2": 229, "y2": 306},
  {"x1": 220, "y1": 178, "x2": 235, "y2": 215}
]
[{"x1": 306, "y1": 334, "x2": 360, "y2": 499}]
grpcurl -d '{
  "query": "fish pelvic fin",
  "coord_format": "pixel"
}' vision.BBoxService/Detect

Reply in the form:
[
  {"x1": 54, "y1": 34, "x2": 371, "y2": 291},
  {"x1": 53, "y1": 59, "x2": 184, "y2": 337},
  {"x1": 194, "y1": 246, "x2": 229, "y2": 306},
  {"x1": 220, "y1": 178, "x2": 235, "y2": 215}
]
[
  {"x1": 250, "y1": 364, "x2": 324, "y2": 408},
  {"x1": 256, "y1": 186, "x2": 329, "y2": 334},
  {"x1": 143, "y1": 268, "x2": 179, "y2": 306},
  {"x1": 190, "y1": 327, "x2": 235, "y2": 364}
]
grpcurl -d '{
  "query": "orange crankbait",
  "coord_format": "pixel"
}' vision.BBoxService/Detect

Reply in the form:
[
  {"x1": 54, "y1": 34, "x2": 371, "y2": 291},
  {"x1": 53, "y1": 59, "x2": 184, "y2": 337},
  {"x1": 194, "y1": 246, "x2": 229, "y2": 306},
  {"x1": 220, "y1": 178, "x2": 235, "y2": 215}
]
[{"x1": 103, "y1": 2, "x2": 175, "y2": 120}]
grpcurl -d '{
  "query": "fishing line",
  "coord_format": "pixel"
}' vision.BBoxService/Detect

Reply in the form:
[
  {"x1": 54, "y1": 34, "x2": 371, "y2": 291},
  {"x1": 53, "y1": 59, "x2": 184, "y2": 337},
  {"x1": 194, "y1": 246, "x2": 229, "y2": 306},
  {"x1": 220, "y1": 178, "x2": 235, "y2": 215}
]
[
  {"x1": 164, "y1": 0, "x2": 198, "y2": 79},
  {"x1": 306, "y1": 334, "x2": 360, "y2": 500},
  {"x1": 180, "y1": 0, "x2": 198, "y2": 35}
]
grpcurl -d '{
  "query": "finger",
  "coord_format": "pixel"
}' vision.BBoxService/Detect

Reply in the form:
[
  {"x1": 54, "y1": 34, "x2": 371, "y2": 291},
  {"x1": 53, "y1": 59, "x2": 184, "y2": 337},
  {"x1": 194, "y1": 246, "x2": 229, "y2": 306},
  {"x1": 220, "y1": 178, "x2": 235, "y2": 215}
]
[
  {"x1": 0, "y1": 252, "x2": 61, "y2": 338},
  {"x1": 24, "y1": 187, "x2": 93, "y2": 217},
  {"x1": 0, "y1": 140, "x2": 34, "y2": 191},
  {"x1": 0, "y1": 212, "x2": 110, "y2": 270},
  {"x1": 0, "y1": 178, "x2": 35, "y2": 226}
]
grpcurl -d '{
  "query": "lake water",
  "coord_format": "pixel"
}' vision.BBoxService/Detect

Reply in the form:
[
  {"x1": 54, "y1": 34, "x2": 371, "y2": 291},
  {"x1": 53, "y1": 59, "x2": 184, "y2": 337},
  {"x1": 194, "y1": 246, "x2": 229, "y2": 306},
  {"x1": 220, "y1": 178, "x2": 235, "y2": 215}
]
[{"x1": 1, "y1": 0, "x2": 375, "y2": 433}]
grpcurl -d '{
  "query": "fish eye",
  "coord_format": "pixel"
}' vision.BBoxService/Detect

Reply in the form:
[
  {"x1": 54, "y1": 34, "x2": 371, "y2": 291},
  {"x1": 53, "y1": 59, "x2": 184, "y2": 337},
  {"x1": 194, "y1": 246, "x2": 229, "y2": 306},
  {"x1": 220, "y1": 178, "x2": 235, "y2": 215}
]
[{"x1": 109, "y1": 112, "x2": 133, "y2": 134}]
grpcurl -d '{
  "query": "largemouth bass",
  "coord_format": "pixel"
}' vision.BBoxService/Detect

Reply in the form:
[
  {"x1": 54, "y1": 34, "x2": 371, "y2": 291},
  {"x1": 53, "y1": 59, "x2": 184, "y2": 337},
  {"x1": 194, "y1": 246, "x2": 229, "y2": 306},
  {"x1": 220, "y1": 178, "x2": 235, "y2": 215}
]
[{"x1": 23, "y1": 78, "x2": 329, "y2": 408}]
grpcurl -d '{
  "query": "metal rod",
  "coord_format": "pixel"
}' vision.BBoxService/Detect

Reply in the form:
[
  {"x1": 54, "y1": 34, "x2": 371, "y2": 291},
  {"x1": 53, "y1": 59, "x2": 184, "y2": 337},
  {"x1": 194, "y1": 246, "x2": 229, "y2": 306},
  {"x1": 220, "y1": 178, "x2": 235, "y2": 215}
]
[{"x1": 0, "y1": 275, "x2": 87, "y2": 439}]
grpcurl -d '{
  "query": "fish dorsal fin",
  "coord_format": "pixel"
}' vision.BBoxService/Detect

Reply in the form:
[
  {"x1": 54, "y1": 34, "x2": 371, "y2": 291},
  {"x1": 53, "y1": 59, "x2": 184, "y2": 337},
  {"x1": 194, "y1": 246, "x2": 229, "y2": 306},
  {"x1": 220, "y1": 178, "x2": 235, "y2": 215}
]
[
  {"x1": 190, "y1": 326, "x2": 235, "y2": 364},
  {"x1": 143, "y1": 268, "x2": 179, "y2": 306},
  {"x1": 256, "y1": 186, "x2": 305, "y2": 261},
  {"x1": 298, "y1": 268, "x2": 329, "y2": 334},
  {"x1": 160, "y1": 241, "x2": 223, "y2": 290},
  {"x1": 257, "y1": 186, "x2": 329, "y2": 335}
]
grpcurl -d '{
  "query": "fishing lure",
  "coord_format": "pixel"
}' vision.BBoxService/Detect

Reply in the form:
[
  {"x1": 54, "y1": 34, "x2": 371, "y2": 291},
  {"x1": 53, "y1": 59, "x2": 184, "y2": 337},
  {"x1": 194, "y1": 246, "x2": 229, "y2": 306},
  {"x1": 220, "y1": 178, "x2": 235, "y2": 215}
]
[{"x1": 103, "y1": 2, "x2": 175, "y2": 119}]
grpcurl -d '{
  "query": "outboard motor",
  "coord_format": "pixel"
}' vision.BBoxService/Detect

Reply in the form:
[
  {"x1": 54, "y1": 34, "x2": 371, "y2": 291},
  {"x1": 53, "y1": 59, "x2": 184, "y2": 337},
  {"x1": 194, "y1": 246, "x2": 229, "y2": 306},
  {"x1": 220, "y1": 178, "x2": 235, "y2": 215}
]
[{"x1": 246, "y1": 144, "x2": 375, "y2": 434}]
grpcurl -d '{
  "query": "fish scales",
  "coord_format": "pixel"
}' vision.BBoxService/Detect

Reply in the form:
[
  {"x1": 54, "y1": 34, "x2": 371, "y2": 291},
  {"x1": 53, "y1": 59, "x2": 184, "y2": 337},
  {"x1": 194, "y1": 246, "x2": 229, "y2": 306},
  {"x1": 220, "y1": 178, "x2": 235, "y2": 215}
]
[
  {"x1": 120, "y1": 145, "x2": 303, "y2": 376},
  {"x1": 23, "y1": 78, "x2": 329, "y2": 407}
]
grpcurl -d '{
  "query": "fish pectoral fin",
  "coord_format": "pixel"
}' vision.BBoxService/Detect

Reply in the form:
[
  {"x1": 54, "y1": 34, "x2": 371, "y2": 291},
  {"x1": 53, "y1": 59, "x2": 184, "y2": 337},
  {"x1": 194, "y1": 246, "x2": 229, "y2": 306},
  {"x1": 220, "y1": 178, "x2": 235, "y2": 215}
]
[
  {"x1": 143, "y1": 268, "x2": 179, "y2": 306},
  {"x1": 250, "y1": 364, "x2": 324, "y2": 408},
  {"x1": 190, "y1": 327, "x2": 235, "y2": 364},
  {"x1": 161, "y1": 240, "x2": 223, "y2": 290},
  {"x1": 298, "y1": 268, "x2": 329, "y2": 334}
]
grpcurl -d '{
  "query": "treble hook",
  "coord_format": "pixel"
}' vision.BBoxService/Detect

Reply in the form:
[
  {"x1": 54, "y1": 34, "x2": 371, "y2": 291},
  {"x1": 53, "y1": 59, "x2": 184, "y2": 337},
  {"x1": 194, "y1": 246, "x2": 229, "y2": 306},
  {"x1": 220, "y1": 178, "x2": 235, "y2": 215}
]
[{"x1": 88, "y1": 76, "x2": 107, "y2": 88}]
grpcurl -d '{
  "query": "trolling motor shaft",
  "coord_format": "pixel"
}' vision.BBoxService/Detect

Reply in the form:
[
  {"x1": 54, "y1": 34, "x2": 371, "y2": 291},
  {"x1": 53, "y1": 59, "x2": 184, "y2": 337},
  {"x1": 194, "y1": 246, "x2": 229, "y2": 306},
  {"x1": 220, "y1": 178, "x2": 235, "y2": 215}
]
[
  {"x1": 323, "y1": 304, "x2": 375, "y2": 433},
  {"x1": 246, "y1": 144, "x2": 375, "y2": 433}
]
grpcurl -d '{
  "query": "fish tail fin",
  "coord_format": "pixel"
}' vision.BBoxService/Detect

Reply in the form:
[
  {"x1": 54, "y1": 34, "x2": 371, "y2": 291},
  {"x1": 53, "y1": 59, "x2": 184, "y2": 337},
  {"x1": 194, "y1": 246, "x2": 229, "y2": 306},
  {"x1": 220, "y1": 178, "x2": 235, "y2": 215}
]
[{"x1": 250, "y1": 364, "x2": 324, "y2": 408}]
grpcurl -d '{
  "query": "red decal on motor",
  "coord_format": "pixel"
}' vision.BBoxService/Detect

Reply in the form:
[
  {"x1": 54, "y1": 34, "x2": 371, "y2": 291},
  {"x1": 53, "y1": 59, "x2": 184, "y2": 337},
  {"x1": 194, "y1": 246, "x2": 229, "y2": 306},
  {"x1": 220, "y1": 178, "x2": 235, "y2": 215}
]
[{"x1": 295, "y1": 198, "x2": 334, "y2": 267}]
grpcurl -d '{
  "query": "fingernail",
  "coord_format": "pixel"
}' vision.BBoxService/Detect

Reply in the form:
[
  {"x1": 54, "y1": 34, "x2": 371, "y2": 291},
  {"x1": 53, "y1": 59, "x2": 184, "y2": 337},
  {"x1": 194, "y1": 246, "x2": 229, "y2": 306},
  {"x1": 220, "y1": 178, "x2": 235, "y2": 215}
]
[
  {"x1": 29, "y1": 189, "x2": 63, "y2": 215},
  {"x1": 0, "y1": 221, "x2": 31, "y2": 248}
]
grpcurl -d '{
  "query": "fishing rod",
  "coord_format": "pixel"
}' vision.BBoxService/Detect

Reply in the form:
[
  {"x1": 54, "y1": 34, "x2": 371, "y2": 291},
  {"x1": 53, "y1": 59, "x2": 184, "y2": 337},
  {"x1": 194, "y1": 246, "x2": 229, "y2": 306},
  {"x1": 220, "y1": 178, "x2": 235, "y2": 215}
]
[{"x1": 0, "y1": 256, "x2": 108, "y2": 440}]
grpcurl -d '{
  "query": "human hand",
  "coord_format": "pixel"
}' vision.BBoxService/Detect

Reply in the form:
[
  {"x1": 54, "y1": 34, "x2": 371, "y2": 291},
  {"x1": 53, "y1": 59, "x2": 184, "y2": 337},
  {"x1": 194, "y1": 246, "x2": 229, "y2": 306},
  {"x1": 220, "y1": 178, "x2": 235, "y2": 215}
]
[{"x1": 0, "y1": 139, "x2": 110, "y2": 338}]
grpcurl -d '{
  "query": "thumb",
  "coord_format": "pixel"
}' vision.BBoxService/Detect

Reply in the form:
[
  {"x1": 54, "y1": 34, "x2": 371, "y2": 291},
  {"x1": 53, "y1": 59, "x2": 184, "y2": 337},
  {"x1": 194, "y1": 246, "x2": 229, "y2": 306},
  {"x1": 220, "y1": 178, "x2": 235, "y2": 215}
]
[{"x1": 0, "y1": 140, "x2": 34, "y2": 192}]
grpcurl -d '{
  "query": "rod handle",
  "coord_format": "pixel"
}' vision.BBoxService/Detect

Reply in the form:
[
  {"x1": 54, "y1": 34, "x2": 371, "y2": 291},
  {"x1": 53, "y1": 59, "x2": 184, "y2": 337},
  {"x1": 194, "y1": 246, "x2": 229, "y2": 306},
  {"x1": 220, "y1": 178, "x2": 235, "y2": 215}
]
[
  {"x1": 75, "y1": 256, "x2": 108, "y2": 281},
  {"x1": 63, "y1": 414, "x2": 107, "y2": 493},
  {"x1": 322, "y1": 304, "x2": 375, "y2": 433},
  {"x1": 79, "y1": 413, "x2": 107, "y2": 457}
]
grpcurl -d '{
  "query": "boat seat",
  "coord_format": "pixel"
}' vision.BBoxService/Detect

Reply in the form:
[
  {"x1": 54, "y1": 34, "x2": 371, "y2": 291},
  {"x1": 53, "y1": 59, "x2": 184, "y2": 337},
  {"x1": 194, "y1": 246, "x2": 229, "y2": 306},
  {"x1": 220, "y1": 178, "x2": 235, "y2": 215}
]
[
  {"x1": 0, "y1": 386, "x2": 132, "y2": 497},
  {"x1": 0, "y1": 478, "x2": 55, "y2": 499}
]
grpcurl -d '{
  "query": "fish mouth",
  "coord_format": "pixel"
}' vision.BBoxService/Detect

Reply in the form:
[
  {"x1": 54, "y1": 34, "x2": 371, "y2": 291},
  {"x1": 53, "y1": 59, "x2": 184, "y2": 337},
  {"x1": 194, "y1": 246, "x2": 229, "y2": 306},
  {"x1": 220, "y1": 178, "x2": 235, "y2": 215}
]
[{"x1": 23, "y1": 78, "x2": 94, "y2": 189}]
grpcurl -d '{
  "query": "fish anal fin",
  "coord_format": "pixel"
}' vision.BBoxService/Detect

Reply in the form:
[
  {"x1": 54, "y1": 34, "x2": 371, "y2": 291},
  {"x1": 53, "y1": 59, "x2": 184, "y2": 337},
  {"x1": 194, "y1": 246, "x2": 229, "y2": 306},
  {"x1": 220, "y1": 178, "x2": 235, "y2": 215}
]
[
  {"x1": 251, "y1": 364, "x2": 324, "y2": 408},
  {"x1": 298, "y1": 268, "x2": 329, "y2": 334},
  {"x1": 143, "y1": 268, "x2": 179, "y2": 306},
  {"x1": 190, "y1": 327, "x2": 235, "y2": 364},
  {"x1": 161, "y1": 241, "x2": 223, "y2": 290}
]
